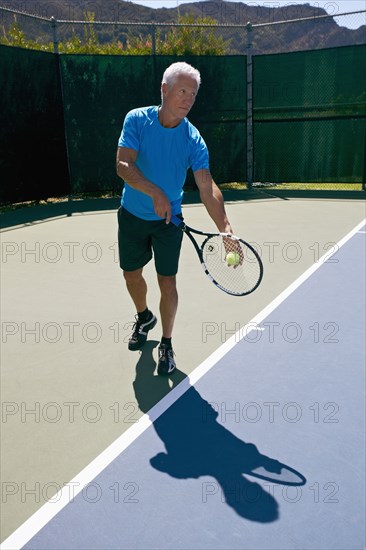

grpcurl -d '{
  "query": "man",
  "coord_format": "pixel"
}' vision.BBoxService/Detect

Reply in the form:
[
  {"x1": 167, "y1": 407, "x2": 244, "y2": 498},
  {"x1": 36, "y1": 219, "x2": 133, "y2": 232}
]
[{"x1": 116, "y1": 61, "x2": 233, "y2": 375}]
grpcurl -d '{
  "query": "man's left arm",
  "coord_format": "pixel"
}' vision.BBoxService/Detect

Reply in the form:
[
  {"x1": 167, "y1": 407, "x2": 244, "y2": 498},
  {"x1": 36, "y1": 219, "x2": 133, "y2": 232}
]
[{"x1": 194, "y1": 169, "x2": 233, "y2": 234}]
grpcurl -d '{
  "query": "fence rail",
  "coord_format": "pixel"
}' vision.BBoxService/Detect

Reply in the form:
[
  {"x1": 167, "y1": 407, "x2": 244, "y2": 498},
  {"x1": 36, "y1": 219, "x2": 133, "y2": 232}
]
[{"x1": 0, "y1": 4, "x2": 365, "y2": 25}]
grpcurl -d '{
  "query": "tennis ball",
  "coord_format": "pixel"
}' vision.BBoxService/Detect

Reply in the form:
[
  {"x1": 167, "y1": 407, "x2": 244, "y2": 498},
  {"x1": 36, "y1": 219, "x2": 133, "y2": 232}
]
[{"x1": 226, "y1": 252, "x2": 240, "y2": 266}]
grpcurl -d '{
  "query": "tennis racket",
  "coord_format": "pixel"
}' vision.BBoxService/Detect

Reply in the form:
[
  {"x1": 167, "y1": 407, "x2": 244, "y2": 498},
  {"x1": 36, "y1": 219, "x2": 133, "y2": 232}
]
[{"x1": 170, "y1": 215, "x2": 263, "y2": 296}]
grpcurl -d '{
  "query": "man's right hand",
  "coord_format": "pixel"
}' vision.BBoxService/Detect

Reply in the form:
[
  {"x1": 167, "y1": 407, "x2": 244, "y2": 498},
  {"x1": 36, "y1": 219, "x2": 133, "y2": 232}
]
[{"x1": 152, "y1": 188, "x2": 172, "y2": 224}]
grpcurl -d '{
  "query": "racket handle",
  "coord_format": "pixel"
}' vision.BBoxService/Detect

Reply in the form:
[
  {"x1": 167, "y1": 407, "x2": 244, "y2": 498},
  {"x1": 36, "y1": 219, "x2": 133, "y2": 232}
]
[{"x1": 170, "y1": 214, "x2": 185, "y2": 229}]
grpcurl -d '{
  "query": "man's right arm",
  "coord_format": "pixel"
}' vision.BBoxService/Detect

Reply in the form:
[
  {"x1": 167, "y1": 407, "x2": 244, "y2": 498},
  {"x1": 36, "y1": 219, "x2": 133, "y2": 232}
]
[{"x1": 116, "y1": 147, "x2": 172, "y2": 222}]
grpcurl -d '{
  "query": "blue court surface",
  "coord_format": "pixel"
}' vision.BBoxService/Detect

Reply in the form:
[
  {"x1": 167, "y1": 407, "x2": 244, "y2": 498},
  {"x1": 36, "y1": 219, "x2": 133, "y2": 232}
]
[{"x1": 2, "y1": 222, "x2": 365, "y2": 549}]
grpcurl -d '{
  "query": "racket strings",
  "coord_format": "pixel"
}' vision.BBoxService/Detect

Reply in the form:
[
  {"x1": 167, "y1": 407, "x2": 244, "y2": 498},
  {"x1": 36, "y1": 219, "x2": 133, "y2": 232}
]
[{"x1": 202, "y1": 235, "x2": 262, "y2": 296}]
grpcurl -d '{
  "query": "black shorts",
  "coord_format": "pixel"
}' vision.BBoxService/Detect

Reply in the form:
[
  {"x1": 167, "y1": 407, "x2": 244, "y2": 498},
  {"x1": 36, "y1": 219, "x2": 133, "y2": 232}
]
[{"x1": 117, "y1": 207, "x2": 184, "y2": 276}]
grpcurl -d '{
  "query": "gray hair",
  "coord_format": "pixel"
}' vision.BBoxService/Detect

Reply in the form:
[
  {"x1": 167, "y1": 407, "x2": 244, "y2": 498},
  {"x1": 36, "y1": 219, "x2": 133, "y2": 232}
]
[{"x1": 162, "y1": 62, "x2": 201, "y2": 90}]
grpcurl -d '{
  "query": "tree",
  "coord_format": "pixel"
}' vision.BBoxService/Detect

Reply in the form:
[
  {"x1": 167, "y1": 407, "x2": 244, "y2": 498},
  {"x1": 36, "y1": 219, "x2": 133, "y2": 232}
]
[{"x1": 155, "y1": 14, "x2": 230, "y2": 55}]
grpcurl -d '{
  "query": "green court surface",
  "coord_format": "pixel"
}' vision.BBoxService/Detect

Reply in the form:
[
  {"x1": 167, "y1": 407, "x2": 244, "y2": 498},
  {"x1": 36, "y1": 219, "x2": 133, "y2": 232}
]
[{"x1": 1, "y1": 195, "x2": 365, "y2": 542}]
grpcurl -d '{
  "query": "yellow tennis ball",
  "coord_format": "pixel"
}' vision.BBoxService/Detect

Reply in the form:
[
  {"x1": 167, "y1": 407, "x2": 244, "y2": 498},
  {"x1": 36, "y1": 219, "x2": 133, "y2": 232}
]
[{"x1": 226, "y1": 252, "x2": 240, "y2": 266}]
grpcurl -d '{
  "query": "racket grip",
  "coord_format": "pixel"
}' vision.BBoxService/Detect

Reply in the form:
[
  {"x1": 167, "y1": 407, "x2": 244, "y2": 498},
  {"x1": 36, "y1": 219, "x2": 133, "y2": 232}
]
[{"x1": 170, "y1": 214, "x2": 185, "y2": 229}]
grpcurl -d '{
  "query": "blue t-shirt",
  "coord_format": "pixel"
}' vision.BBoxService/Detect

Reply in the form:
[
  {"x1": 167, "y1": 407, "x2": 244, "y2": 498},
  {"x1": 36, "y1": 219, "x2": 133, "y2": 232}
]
[{"x1": 118, "y1": 106, "x2": 209, "y2": 220}]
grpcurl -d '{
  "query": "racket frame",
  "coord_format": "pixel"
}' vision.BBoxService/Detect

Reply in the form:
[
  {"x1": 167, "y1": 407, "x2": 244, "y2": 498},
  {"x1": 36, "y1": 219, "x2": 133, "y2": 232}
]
[{"x1": 170, "y1": 214, "x2": 263, "y2": 296}]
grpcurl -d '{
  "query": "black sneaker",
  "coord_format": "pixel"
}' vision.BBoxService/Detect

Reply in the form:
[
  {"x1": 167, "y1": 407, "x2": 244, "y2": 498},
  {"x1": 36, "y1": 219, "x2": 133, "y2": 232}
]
[
  {"x1": 157, "y1": 344, "x2": 176, "y2": 375},
  {"x1": 128, "y1": 312, "x2": 157, "y2": 351}
]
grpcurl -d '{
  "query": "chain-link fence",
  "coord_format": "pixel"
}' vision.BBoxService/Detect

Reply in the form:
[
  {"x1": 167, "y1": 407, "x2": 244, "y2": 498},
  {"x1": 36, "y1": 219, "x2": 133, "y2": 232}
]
[
  {"x1": 0, "y1": 4, "x2": 365, "y2": 203},
  {"x1": 1, "y1": 3, "x2": 365, "y2": 54}
]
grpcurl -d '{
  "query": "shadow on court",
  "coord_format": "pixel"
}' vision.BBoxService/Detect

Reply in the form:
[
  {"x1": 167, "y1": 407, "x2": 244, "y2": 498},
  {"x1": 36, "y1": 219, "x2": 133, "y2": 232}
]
[{"x1": 133, "y1": 341, "x2": 306, "y2": 523}]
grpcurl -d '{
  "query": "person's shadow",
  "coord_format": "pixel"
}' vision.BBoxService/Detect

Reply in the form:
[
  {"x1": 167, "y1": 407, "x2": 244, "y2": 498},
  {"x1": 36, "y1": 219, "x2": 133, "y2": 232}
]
[{"x1": 133, "y1": 341, "x2": 306, "y2": 523}]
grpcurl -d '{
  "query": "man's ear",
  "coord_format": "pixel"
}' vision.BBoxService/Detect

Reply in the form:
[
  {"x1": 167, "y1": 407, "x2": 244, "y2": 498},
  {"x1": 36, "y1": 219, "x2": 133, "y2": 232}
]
[{"x1": 161, "y1": 82, "x2": 168, "y2": 97}]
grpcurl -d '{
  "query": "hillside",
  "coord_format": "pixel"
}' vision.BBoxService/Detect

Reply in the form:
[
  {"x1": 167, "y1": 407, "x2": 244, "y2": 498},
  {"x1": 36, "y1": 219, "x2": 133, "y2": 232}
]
[{"x1": 0, "y1": 0, "x2": 365, "y2": 53}]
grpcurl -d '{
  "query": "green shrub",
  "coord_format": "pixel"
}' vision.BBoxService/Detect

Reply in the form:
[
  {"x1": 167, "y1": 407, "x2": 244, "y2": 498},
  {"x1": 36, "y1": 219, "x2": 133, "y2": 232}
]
[{"x1": 0, "y1": 12, "x2": 229, "y2": 55}]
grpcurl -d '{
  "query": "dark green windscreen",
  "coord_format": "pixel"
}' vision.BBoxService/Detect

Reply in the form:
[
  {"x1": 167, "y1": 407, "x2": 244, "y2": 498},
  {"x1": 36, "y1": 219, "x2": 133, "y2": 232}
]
[
  {"x1": 0, "y1": 45, "x2": 69, "y2": 203},
  {"x1": 2, "y1": 44, "x2": 365, "y2": 204},
  {"x1": 59, "y1": 55, "x2": 246, "y2": 193},
  {"x1": 59, "y1": 55, "x2": 154, "y2": 194},
  {"x1": 253, "y1": 44, "x2": 366, "y2": 183}
]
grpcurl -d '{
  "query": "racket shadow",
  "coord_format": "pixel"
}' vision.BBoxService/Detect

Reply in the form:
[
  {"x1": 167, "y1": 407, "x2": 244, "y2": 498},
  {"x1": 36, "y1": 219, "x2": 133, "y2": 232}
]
[{"x1": 133, "y1": 343, "x2": 306, "y2": 523}]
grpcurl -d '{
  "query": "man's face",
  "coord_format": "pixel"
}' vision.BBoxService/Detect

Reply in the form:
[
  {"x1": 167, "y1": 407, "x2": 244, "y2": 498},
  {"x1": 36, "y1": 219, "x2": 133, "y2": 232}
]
[{"x1": 161, "y1": 74, "x2": 199, "y2": 121}]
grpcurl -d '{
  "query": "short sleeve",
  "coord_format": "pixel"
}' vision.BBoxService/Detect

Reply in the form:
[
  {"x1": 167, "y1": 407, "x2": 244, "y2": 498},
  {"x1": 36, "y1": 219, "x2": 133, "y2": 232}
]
[
  {"x1": 189, "y1": 133, "x2": 210, "y2": 173},
  {"x1": 118, "y1": 110, "x2": 140, "y2": 151}
]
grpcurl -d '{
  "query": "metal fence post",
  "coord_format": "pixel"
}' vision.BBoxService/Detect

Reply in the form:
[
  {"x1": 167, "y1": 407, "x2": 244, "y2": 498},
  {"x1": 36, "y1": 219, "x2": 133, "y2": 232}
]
[
  {"x1": 151, "y1": 24, "x2": 156, "y2": 55},
  {"x1": 50, "y1": 16, "x2": 59, "y2": 54},
  {"x1": 246, "y1": 22, "x2": 254, "y2": 190},
  {"x1": 51, "y1": 16, "x2": 73, "y2": 204}
]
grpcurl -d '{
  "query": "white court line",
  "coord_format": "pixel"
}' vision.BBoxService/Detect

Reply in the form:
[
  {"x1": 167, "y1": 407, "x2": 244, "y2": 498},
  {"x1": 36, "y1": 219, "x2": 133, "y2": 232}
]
[{"x1": 1, "y1": 217, "x2": 365, "y2": 550}]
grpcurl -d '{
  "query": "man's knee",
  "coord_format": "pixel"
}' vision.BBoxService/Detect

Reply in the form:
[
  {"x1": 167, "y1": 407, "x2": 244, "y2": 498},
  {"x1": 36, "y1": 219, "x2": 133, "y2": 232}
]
[
  {"x1": 157, "y1": 274, "x2": 177, "y2": 293},
  {"x1": 123, "y1": 268, "x2": 143, "y2": 284}
]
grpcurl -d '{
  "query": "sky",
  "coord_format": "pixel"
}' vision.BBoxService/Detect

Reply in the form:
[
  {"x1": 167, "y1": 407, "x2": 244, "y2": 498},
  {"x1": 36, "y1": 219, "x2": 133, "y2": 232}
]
[{"x1": 129, "y1": 0, "x2": 366, "y2": 29}]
